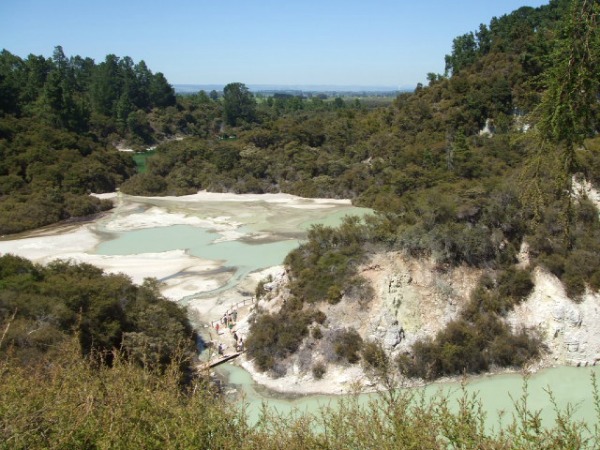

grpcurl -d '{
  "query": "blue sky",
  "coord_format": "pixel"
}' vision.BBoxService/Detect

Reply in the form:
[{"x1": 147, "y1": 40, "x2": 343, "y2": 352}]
[{"x1": 1, "y1": 0, "x2": 549, "y2": 88}]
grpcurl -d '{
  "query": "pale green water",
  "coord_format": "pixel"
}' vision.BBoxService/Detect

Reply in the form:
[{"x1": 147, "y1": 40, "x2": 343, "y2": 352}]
[
  {"x1": 96, "y1": 224, "x2": 300, "y2": 298},
  {"x1": 95, "y1": 202, "x2": 371, "y2": 299},
  {"x1": 92, "y1": 197, "x2": 599, "y2": 432},
  {"x1": 97, "y1": 225, "x2": 299, "y2": 270},
  {"x1": 219, "y1": 363, "x2": 600, "y2": 432}
]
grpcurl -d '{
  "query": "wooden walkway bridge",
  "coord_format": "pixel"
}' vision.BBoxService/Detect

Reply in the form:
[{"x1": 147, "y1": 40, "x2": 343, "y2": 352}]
[
  {"x1": 197, "y1": 352, "x2": 241, "y2": 372},
  {"x1": 196, "y1": 296, "x2": 255, "y2": 373}
]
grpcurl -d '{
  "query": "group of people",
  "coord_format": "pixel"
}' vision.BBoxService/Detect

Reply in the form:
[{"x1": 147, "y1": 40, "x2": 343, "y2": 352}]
[
  {"x1": 216, "y1": 332, "x2": 244, "y2": 355},
  {"x1": 232, "y1": 331, "x2": 244, "y2": 353},
  {"x1": 223, "y1": 310, "x2": 238, "y2": 326},
  {"x1": 214, "y1": 309, "x2": 238, "y2": 333},
  {"x1": 214, "y1": 309, "x2": 243, "y2": 356}
]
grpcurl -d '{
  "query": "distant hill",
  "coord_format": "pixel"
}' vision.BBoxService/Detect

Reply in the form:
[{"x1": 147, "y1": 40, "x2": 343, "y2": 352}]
[{"x1": 174, "y1": 84, "x2": 407, "y2": 96}]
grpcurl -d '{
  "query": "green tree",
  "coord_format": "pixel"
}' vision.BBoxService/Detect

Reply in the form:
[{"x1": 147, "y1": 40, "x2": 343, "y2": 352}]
[
  {"x1": 445, "y1": 32, "x2": 478, "y2": 75},
  {"x1": 535, "y1": 0, "x2": 599, "y2": 240},
  {"x1": 149, "y1": 72, "x2": 176, "y2": 108},
  {"x1": 223, "y1": 82, "x2": 256, "y2": 126},
  {"x1": 0, "y1": 50, "x2": 24, "y2": 114},
  {"x1": 539, "y1": 0, "x2": 599, "y2": 158},
  {"x1": 21, "y1": 54, "x2": 50, "y2": 105},
  {"x1": 91, "y1": 54, "x2": 121, "y2": 116}
]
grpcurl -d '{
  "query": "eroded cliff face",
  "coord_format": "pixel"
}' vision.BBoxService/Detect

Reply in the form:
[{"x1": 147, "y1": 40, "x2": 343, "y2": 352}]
[
  {"x1": 239, "y1": 253, "x2": 482, "y2": 393},
  {"x1": 510, "y1": 178, "x2": 600, "y2": 366},
  {"x1": 354, "y1": 253, "x2": 481, "y2": 356},
  {"x1": 508, "y1": 267, "x2": 600, "y2": 367},
  {"x1": 241, "y1": 248, "x2": 600, "y2": 395}
]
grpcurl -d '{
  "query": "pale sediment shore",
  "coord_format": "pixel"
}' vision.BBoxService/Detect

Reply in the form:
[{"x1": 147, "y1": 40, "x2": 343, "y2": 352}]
[
  {"x1": 0, "y1": 223, "x2": 221, "y2": 293},
  {"x1": 0, "y1": 190, "x2": 378, "y2": 395},
  {"x1": 144, "y1": 190, "x2": 353, "y2": 207},
  {"x1": 0, "y1": 191, "x2": 361, "y2": 305}
]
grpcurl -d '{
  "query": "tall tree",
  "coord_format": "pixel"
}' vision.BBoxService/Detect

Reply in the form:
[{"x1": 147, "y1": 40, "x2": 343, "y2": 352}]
[
  {"x1": 149, "y1": 72, "x2": 175, "y2": 108},
  {"x1": 531, "y1": 0, "x2": 600, "y2": 236},
  {"x1": 0, "y1": 50, "x2": 24, "y2": 114},
  {"x1": 40, "y1": 46, "x2": 88, "y2": 130},
  {"x1": 91, "y1": 54, "x2": 121, "y2": 116},
  {"x1": 134, "y1": 60, "x2": 152, "y2": 109},
  {"x1": 445, "y1": 32, "x2": 478, "y2": 76},
  {"x1": 21, "y1": 54, "x2": 50, "y2": 105},
  {"x1": 222, "y1": 82, "x2": 256, "y2": 126}
]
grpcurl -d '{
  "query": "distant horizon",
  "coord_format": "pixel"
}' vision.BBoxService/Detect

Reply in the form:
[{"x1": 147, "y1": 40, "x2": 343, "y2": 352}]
[{"x1": 174, "y1": 83, "x2": 409, "y2": 94}]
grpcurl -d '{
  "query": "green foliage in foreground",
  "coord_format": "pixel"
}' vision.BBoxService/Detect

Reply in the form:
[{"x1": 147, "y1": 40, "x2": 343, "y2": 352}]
[
  {"x1": 2, "y1": 335, "x2": 600, "y2": 449},
  {"x1": 0, "y1": 338, "x2": 245, "y2": 449}
]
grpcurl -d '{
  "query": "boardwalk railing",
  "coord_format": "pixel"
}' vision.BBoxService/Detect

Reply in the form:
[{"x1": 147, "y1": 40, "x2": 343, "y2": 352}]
[
  {"x1": 209, "y1": 297, "x2": 256, "y2": 328},
  {"x1": 231, "y1": 296, "x2": 256, "y2": 310}
]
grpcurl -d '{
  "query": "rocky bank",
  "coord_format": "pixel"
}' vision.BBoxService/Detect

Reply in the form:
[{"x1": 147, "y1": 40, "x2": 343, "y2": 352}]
[
  {"x1": 238, "y1": 252, "x2": 600, "y2": 395},
  {"x1": 235, "y1": 179, "x2": 600, "y2": 395},
  {"x1": 237, "y1": 253, "x2": 483, "y2": 394}
]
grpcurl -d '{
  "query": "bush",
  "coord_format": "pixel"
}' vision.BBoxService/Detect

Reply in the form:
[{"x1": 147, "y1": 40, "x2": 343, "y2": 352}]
[
  {"x1": 255, "y1": 280, "x2": 267, "y2": 299},
  {"x1": 487, "y1": 328, "x2": 542, "y2": 367},
  {"x1": 333, "y1": 328, "x2": 363, "y2": 364},
  {"x1": 311, "y1": 327, "x2": 323, "y2": 340},
  {"x1": 312, "y1": 362, "x2": 327, "y2": 379},
  {"x1": 361, "y1": 341, "x2": 389, "y2": 370},
  {"x1": 312, "y1": 310, "x2": 327, "y2": 324},
  {"x1": 285, "y1": 218, "x2": 367, "y2": 305},
  {"x1": 245, "y1": 309, "x2": 313, "y2": 372},
  {"x1": 497, "y1": 267, "x2": 534, "y2": 301},
  {"x1": 404, "y1": 270, "x2": 542, "y2": 380},
  {"x1": 119, "y1": 173, "x2": 168, "y2": 195},
  {"x1": 63, "y1": 193, "x2": 109, "y2": 218},
  {"x1": 0, "y1": 256, "x2": 195, "y2": 371},
  {"x1": 326, "y1": 285, "x2": 343, "y2": 304}
]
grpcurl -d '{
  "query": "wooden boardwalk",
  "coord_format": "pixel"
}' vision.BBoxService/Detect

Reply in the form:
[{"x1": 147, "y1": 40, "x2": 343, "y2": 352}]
[
  {"x1": 197, "y1": 296, "x2": 255, "y2": 373},
  {"x1": 197, "y1": 352, "x2": 241, "y2": 372}
]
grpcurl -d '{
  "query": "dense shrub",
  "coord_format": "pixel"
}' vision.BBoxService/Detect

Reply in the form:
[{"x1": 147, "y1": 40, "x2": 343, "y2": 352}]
[
  {"x1": 245, "y1": 308, "x2": 314, "y2": 372},
  {"x1": 285, "y1": 217, "x2": 369, "y2": 305},
  {"x1": 401, "y1": 270, "x2": 541, "y2": 380},
  {"x1": 311, "y1": 361, "x2": 327, "y2": 379},
  {"x1": 0, "y1": 255, "x2": 196, "y2": 370},
  {"x1": 0, "y1": 117, "x2": 136, "y2": 234},
  {"x1": 333, "y1": 328, "x2": 363, "y2": 364},
  {"x1": 361, "y1": 340, "x2": 389, "y2": 370},
  {"x1": 311, "y1": 326, "x2": 323, "y2": 340},
  {"x1": 529, "y1": 198, "x2": 600, "y2": 300}
]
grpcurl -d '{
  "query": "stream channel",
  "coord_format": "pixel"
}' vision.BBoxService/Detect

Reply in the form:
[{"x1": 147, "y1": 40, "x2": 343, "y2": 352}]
[{"x1": 1, "y1": 192, "x2": 598, "y2": 431}]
